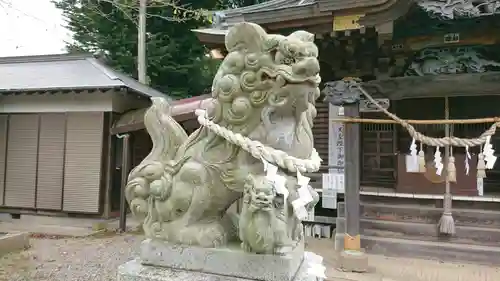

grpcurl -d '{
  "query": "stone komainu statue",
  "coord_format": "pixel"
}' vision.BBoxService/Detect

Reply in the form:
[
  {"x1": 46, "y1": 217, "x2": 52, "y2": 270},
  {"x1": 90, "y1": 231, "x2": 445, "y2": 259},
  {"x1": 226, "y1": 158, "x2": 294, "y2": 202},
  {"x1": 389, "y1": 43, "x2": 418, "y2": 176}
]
[
  {"x1": 239, "y1": 174, "x2": 289, "y2": 255},
  {"x1": 124, "y1": 22, "x2": 322, "y2": 253}
]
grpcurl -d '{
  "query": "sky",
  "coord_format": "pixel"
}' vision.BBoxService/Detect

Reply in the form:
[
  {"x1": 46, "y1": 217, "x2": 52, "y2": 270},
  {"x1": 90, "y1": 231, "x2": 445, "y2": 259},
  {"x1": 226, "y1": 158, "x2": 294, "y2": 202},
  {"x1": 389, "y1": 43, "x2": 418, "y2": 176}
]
[{"x1": 0, "y1": 0, "x2": 72, "y2": 57}]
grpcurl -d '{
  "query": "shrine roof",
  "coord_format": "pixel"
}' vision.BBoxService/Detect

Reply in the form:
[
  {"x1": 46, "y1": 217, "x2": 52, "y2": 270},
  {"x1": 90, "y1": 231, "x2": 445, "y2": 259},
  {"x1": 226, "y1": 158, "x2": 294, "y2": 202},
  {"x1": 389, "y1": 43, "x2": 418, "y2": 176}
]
[
  {"x1": 215, "y1": 0, "x2": 395, "y2": 25},
  {"x1": 194, "y1": 0, "x2": 412, "y2": 44}
]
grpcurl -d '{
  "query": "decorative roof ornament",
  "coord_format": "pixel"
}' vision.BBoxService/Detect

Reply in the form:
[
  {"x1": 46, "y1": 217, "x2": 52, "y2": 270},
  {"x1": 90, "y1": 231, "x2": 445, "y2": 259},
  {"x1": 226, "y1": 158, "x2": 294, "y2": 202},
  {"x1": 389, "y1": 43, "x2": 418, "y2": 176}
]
[
  {"x1": 322, "y1": 78, "x2": 363, "y2": 106},
  {"x1": 416, "y1": 0, "x2": 500, "y2": 20},
  {"x1": 405, "y1": 47, "x2": 500, "y2": 76}
]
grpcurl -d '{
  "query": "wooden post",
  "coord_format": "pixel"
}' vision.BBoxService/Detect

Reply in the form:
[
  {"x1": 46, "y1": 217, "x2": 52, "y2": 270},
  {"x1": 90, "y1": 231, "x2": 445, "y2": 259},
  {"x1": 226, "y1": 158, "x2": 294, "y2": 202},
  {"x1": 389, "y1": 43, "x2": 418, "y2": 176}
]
[
  {"x1": 322, "y1": 78, "x2": 368, "y2": 272},
  {"x1": 343, "y1": 104, "x2": 361, "y2": 251},
  {"x1": 119, "y1": 134, "x2": 131, "y2": 232}
]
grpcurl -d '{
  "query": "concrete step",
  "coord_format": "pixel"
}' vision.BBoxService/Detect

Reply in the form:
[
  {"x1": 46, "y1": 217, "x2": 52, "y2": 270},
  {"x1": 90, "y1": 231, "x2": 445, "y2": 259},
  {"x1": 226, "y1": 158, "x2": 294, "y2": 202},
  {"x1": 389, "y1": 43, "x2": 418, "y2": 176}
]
[
  {"x1": 336, "y1": 217, "x2": 500, "y2": 247},
  {"x1": 334, "y1": 233, "x2": 500, "y2": 266},
  {"x1": 338, "y1": 202, "x2": 500, "y2": 228}
]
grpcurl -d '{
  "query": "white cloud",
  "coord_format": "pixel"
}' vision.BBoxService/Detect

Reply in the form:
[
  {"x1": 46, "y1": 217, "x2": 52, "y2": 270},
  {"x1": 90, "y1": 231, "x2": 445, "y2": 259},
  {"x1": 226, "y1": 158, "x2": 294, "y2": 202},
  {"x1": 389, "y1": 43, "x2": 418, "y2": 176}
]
[{"x1": 0, "y1": 0, "x2": 73, "y2": 57}]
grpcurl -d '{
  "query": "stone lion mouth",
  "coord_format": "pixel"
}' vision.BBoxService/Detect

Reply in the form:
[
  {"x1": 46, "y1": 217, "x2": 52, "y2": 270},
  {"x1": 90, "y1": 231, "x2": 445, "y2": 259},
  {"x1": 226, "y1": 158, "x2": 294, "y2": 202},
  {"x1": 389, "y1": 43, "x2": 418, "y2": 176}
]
[
  {"x1": 254, "y1": 197, "x2": 272, "y2": 207},
  {"x1": 287, "y1": 75, "x2": 320, "y2": 85},
  {"x1": 259, "y1": 68, "x2": 320, "y2": 87},
  {"x1": 280, "y1": 74, "x2": 320, "y2": 88}
]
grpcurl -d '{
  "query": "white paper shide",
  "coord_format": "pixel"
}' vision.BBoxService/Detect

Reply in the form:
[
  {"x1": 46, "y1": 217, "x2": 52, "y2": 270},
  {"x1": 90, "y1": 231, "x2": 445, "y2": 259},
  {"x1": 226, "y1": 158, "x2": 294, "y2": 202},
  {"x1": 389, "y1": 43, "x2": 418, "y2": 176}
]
[
  {"x1": 292, "y1": 170, "x2": 313, "y2": 220},
  {"x1": 434, "y1": 146, "x2": 443, "y2": 176},
  {"x1": 405, "y1": 138, "x2": 419, "y2": 173},
  {"x1": 262, "y1": 157, "x2": 289, "y2": 200},
  {"x1": 304, "y1": 252, "x2": 327, "y2": 280}
]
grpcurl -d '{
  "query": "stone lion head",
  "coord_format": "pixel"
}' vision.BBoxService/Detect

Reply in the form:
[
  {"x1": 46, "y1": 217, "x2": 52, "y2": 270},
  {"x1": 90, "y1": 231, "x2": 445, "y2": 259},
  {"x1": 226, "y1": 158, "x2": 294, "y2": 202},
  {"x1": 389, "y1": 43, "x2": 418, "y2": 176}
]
[
  {"x1": 243, "y1": 175, "x2": 277, "y2": 212},
  {"x1": 208, "y1": 22, "x2": 321, "y2": 133}
]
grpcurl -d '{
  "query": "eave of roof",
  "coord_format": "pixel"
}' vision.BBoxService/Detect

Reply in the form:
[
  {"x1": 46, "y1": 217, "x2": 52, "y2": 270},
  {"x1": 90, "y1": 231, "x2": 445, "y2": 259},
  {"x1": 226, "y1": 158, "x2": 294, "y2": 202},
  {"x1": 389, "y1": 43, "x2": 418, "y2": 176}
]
[
  {"x1": 208, "y1": 0, "x2": 404, "y2": 26},
  {"x1": 111, "y1": 94, "x2": 211, "y2": 134},
  {"x1": 192, "y1": 28, "x2": 228, "y2": 45},
  {"x1": 0, "y1": 53, "x2": 172, "y2": 101},
  {"x1": 194, "y1": 0, "x2": 411, "y2": 43}
]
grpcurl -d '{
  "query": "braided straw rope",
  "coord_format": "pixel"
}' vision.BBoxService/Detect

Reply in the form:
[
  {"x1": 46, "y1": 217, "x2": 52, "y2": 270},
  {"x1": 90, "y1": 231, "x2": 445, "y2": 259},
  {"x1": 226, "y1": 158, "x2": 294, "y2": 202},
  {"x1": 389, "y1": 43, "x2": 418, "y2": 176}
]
[
  {"x1": 194, "y1": 109, "x2": 321, "y2": 173},
  {"x1": 354, "y1": 84, "x2": 499, "y2": 148}
]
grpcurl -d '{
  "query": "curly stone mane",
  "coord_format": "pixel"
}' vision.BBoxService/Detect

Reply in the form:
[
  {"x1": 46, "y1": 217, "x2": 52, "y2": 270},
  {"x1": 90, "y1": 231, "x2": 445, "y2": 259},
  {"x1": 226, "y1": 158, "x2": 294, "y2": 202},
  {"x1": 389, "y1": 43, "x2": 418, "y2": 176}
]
[{"x1": 191, "y1": 23, "x2": 321, "y2": 163}]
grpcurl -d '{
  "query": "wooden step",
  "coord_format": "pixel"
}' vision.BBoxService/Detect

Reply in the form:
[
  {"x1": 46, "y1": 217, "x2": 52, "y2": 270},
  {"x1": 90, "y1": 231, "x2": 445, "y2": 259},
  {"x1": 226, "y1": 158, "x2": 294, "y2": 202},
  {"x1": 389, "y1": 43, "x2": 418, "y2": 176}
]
[
  {"x1": 338, "y1": 202, "x2": 500, "y2": 228},
  {"x1": 334, "y1": 233, "x2": 500, "y2": 266},
  {"x1": 360, "y1": 193, "x2": 500, "y2": 210},
  {"x1": 336, "y1": 217, "x2": 500, "y2": 247}
]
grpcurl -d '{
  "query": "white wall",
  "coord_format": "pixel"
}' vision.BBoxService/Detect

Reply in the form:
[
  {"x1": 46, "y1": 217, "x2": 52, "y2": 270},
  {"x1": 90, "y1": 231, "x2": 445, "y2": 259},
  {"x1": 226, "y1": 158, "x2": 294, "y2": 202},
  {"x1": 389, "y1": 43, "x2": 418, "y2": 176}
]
[{"x1": 0, "y1": 91, "x2": 150, "y2": 113}]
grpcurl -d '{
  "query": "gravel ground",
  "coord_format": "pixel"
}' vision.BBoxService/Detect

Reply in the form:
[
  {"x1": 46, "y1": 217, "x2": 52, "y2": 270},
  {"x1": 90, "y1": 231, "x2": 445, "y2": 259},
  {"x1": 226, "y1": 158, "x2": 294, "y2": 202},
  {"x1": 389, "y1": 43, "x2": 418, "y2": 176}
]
[
  {"x1": 1, "y1": 235, "x2": 500, "y2": 281},
  {"x1": 0, "y1": 234, "x2": 141, "y2": 281}
]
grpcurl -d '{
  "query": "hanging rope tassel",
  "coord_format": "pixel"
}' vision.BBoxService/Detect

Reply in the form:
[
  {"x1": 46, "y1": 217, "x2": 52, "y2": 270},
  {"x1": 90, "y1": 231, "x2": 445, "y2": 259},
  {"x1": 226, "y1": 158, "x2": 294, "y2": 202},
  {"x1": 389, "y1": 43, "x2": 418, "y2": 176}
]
[
  {"x1": 418, "y1": 142, "x2": 426, "y2": 173},
  {"x1": 438, "y1": 98, "x2": 455, "y2": 236},
  {"x1": 447, "y1": 146, "x2": 456, "y2": 183},
  {"x1": 477, "y1": 152, "x2": 487, "y2": 179},
  {"x1": 438, "y1": 193, "x2": 456, "y2": 235}
]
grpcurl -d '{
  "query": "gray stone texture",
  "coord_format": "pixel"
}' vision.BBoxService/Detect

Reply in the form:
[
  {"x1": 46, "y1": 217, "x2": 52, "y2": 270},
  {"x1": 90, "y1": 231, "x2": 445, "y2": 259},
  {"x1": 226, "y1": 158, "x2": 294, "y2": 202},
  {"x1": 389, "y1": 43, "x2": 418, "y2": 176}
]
[
  {"x1": 118, "y1": 251, "x2": 322, "y2": 281},
  {"x1": 339, "y1": 250, "x2": 369, "y2": 273},
  {"x1": 118, "y1": 259, "x2": 255, "y2": 281},
  {"x1": 0, "y1": 232, "x2": 30, "y2": 256},
  {"x1": 140, "y1": 239, "x2": 305, "y2": 281},
  {"x1": 124, "y1": 21, "x2": 321, "y2": 250},
  {"x1": 118, "y1": 20, "x2": 324, "y2": 281}
]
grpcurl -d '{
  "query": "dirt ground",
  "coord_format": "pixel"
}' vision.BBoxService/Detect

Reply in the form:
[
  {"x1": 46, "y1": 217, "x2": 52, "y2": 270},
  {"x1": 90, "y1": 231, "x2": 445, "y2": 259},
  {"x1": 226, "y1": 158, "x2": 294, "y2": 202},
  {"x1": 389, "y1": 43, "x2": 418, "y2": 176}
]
[{"x1": 1, "y1": 234, "x2": 500, "y2": 281}]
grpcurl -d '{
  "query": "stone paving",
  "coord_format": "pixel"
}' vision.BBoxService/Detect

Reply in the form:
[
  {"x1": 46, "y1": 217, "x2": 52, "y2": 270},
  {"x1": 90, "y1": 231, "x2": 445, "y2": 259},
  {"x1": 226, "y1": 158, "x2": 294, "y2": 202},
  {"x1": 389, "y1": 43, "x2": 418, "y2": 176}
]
[{"x1": 306, "y1": 239, "x2": 500, "y2": 281}]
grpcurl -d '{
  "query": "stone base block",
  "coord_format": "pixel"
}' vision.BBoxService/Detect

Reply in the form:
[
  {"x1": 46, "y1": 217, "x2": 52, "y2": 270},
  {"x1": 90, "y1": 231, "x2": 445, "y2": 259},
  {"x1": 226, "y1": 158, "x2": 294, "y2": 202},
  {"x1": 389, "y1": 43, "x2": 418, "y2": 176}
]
[
  {"x1": 140, "y1": 239, "x2": 304, "y2": 281},
  {"x1": 339, "y1": 250, "x2": 369, "y2": 273},
  {"x1": 118, "y1": 252, "x2": 323, "y2": 281},
  {"x1": 0, "y1": 232, "x2": 30, "y2": 256}
]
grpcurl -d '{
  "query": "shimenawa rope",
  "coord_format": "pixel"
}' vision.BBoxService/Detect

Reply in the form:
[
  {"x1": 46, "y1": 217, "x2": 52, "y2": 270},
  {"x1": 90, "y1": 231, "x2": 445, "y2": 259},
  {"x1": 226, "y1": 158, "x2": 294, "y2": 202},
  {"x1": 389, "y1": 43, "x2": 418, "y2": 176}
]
[
  {"x1": 353, "y1": 84, "x2": 498, "y2": 148},
  {"x1": 194, "y1": 109, "x2": 322, "y2": 173}
]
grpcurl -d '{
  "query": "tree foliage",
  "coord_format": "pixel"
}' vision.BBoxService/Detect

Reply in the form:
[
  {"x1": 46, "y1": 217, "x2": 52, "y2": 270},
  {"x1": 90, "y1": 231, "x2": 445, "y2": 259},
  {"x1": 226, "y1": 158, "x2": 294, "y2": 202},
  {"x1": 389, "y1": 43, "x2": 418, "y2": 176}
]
[
  {"x1": 54, "y1": 0, "x2": 227, "y2": 99},
  {"x1": 55, "y1": 0, "x2": 268, "y2": 99}
]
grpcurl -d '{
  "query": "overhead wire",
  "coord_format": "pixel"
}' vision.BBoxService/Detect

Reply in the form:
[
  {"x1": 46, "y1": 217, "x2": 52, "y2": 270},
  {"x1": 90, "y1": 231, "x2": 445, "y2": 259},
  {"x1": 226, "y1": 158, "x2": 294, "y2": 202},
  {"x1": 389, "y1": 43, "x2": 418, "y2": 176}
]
[{"x1": 0, "y1": 0, "x2": 73, "y2": 53}]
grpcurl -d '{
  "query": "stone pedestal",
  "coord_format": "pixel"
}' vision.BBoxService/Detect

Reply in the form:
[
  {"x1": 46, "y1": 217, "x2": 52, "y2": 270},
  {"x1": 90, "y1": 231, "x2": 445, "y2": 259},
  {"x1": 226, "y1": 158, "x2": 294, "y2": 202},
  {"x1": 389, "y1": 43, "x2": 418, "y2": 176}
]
[
  {"x1": 339, "y1": 250, "x2": 368, "y2": 273},
  {"x1": 117, "y1": 239, "x2": 324, "y2": 281}
]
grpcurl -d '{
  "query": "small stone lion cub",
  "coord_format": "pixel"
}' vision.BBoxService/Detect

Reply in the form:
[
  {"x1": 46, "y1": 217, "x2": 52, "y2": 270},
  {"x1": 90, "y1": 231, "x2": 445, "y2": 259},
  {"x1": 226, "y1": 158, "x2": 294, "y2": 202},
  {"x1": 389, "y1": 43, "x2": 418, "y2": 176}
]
[{"x1": 239, "y1": 174, "x2": 290, "y2": 255}]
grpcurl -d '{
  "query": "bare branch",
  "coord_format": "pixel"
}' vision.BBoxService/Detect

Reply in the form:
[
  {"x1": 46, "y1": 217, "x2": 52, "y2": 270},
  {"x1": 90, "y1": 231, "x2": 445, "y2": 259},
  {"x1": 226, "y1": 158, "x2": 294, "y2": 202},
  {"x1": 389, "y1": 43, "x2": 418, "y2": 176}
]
[{"x1": 78, "y1": 0, "x2": 213, "y2": 24}]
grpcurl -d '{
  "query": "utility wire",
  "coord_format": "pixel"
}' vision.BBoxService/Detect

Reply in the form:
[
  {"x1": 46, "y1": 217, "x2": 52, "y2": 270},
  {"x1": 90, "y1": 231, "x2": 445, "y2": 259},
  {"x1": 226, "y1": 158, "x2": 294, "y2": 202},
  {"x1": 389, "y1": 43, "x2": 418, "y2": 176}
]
[{"x1": 0, "y1": 0, "x2": 73, "y2": 46}]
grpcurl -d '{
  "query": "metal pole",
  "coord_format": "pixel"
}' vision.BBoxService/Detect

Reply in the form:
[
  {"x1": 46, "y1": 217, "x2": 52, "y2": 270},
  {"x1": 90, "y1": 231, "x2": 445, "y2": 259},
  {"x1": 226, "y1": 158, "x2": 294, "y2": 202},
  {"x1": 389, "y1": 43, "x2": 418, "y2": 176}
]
[
  {"x1": 343, "y1": 104, "x2": 361, "y2": 251},
  {"x1": 138, "y1": 0, "x2": 147, "y2": 84},
  {"x1": 119, "y1": 134, "x2": 130, "y2": 232}
]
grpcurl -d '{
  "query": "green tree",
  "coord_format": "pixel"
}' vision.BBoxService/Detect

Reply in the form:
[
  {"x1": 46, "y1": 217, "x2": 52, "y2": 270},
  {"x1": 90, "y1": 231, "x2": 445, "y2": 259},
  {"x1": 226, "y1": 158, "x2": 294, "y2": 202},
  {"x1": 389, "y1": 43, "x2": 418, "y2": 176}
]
[
  {"x1": 54, "y1": 0, "x2": 215, "y2": 98},
  {"x1": 54, "y1": 0, "x2": 265, "y2": 99}
]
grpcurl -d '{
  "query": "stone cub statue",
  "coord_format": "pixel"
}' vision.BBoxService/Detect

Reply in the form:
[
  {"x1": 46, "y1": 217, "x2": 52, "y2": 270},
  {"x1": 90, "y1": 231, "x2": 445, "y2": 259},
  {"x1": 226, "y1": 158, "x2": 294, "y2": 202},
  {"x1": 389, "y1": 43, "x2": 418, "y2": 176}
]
[{"x1": 239, "y1": 175, "x2": 290, "y2": 255}]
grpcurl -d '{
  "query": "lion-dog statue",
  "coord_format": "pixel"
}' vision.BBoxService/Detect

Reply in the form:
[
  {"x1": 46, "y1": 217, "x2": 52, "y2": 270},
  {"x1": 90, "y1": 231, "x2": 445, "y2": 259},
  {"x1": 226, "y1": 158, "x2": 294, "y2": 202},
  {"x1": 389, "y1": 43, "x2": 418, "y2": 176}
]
[{"x1": 125, "y1": 22, "x2": 321, "y2": 252}]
